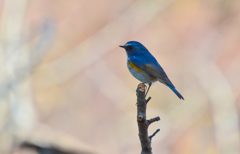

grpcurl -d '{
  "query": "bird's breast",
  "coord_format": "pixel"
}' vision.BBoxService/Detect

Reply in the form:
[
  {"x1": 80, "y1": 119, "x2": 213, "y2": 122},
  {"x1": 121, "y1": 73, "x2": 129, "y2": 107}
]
[
  {"x1": 127, "y1": 59, "x2": 157, "y2": 83},
  {"x1": 128, "y1": 60, "x2": 142, "y2": 72}
]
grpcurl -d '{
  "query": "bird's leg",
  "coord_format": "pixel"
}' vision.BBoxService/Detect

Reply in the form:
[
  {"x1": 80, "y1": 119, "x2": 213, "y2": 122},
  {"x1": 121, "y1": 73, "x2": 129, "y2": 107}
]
[{"x1": 145, "y1": 83, "x2": 152, "y2": 97}]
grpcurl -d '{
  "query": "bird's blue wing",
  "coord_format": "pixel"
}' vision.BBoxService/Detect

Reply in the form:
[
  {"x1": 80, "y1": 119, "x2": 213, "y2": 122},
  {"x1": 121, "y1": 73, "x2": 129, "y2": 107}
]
[{"x1": 130, "y1": 55, "x2": 175, "y2": 87}]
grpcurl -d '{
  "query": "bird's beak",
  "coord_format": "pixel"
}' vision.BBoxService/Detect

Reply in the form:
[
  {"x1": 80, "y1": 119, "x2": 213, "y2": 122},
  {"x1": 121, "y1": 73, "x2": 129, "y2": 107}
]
[{"x1": 119, "y1": 45, "x2": 125, "y2": 49}]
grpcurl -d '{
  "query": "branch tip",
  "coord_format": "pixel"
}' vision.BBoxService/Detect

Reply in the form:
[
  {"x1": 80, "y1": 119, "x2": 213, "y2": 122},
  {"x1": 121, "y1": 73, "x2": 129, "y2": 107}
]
[
  {"x1": 137, "y1": 83, "x2": 146, "y2": 92},
  {"x1": 149, "y1": 129, "x2": 160, "y2": 140},
  {"x1": 146, "y1": 97, "x2": 151, "y2": 104},
  {"x1": 147, "y1": 116, "x2": 160, "y2": 125}
]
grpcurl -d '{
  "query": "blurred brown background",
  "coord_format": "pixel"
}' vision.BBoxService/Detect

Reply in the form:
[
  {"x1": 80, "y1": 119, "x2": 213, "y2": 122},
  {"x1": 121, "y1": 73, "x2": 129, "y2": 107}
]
[{"x1": 0, "y1": 0, "x2": 240, "y2": 154}]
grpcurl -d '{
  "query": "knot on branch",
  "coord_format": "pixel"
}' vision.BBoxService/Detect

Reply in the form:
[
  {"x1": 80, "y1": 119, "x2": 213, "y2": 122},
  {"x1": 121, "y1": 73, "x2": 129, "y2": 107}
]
[{"x1": 137, "y1": 115, "x2": 144, "y2": 121}]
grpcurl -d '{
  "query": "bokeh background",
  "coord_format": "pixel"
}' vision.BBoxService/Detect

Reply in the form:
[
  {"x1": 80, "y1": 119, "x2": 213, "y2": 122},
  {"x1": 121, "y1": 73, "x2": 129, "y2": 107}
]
[{"x1": 0, "y1": 0, "x2": 240, "y2": 154}]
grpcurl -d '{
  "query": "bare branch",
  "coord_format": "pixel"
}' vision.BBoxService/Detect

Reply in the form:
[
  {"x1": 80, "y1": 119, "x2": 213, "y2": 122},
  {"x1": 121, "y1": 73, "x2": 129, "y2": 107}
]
[
  {"x1": 149, "y1": 129, "x2": 160, "y2": 140},
  {"x1": 146, "y1": 97, "x2": 151, "y2": 104},
  {"x1": 136, "y1": 83, "x2": 160, "y2": 154},
  {"x1": 147, "y1": 117, "x2": 160, "y2": 126}
]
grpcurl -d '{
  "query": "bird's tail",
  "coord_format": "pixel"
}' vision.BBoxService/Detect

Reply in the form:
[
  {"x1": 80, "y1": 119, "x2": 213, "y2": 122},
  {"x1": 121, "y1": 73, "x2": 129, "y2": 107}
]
[{"x1": 167, "y1": 84, "x2": 184, "y2": 100}]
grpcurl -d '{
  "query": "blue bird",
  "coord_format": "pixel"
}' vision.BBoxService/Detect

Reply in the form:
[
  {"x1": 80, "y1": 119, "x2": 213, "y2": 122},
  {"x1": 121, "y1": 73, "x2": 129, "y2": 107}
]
[{"x1": 120, "y1": 41, "x2": 184, "y2": 100}]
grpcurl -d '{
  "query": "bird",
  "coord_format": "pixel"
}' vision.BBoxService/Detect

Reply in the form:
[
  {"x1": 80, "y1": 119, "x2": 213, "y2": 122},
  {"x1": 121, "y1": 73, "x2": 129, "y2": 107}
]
[{"x1": 119, "y1": 41, "x2": 184, "y2": 100}]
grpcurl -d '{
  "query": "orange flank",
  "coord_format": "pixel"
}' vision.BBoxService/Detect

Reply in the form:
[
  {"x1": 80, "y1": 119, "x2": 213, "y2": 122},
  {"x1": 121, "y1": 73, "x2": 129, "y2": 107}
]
[{"x1": 129, "y1": 60, "x2": 142, "y2": 72}]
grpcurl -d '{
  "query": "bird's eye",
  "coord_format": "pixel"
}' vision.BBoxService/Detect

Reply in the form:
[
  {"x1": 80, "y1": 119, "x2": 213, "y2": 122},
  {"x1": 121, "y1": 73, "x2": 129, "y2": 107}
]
[{"x1": 128, "y1": 46, "x2": 133, "y2": 50}]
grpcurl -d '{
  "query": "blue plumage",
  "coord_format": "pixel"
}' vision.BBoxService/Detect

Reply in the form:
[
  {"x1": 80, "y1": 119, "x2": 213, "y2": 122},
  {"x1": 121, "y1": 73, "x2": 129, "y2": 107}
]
[
  {"x1": 167, "y1": 84, "x2": 184, "y2": 100},
  {"x1": 120, "y1": 41, "x2": 184, "y2": 100}
]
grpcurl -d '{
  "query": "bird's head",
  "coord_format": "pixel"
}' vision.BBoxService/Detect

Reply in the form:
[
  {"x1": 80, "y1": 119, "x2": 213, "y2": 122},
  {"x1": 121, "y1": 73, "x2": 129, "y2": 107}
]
[{"x1": 119, "y1": 41, "x2": 147, "y2": 57}]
